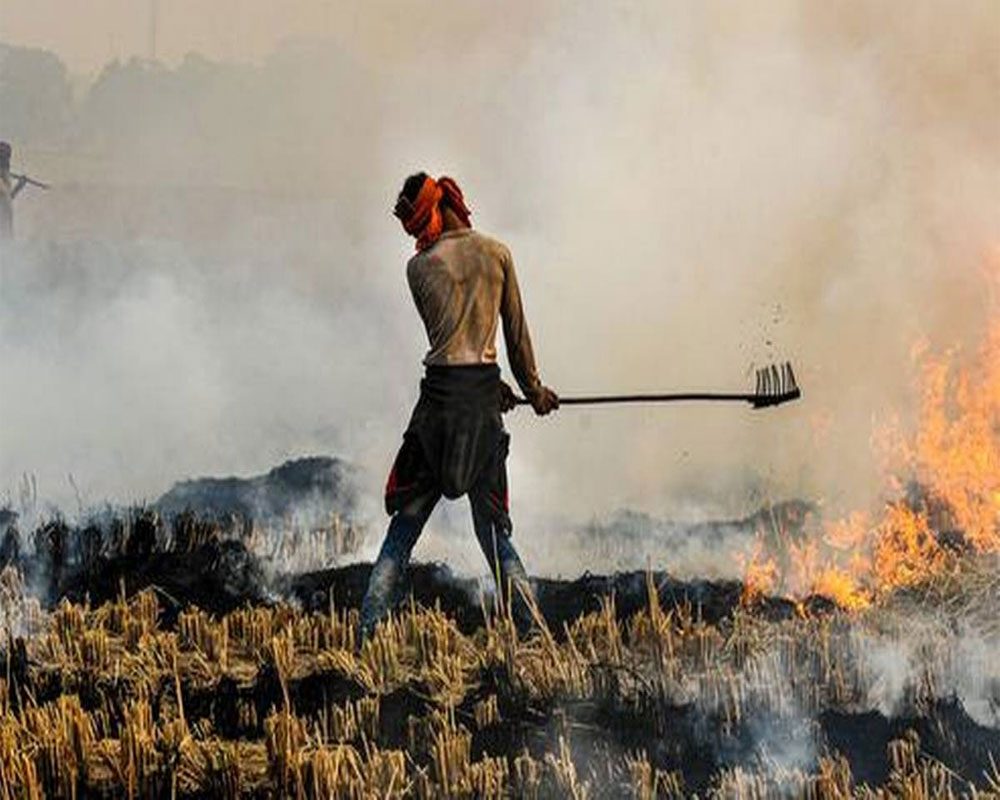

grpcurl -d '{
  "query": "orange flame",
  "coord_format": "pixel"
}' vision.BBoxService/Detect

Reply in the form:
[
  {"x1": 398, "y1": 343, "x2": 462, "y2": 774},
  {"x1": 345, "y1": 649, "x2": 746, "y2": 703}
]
[
  {"x1": 742, "y1": 252, "x2": 1000, "y2": 609},
  {"x1": 811, "y1": 567, "x2": 871, "y2": 612},
  {"x1": 739, "y1": 539, "x2": 777, "y2": 606}
]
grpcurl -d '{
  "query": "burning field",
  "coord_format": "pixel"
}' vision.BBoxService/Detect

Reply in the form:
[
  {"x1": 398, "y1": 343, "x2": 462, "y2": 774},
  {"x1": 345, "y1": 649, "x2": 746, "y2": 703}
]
[
  {"x1": 1, "y1": 276, "x2": 1000, "y2": 799},
  {"x1": 1, "y1": 2, "x2": 997, "y2": 796}
]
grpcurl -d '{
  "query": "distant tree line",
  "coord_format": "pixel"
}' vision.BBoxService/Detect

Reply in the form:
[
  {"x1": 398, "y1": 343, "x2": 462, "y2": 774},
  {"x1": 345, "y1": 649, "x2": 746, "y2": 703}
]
[{"x1": 0, "y1": 41, "x2": 377, "y2": 187}]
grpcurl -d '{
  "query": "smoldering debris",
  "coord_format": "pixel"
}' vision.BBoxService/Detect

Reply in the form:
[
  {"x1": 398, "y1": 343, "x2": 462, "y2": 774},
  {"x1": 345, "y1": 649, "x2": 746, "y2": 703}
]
[
  {"x1": 155, "y1": 456, "x2": 372, "y2": 572},
  {"x1": 555, "y1": 499, "x2": 816, "y2": 579},
  {"x1": 155, "y1": 456, "x2": 364, "y2": 525},
  {"x1": 0, "y1": 500, "x2": 801, "y2": 629},
  {"x1": 0, "y1": 452, "x2": 824, "y2": 616}
]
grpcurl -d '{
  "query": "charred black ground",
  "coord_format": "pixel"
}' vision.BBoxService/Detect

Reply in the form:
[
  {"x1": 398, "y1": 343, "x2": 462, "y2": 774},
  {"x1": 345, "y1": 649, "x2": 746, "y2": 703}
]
[{"x1": 1, "y1": 502, "x2": 809, "y2": 629}]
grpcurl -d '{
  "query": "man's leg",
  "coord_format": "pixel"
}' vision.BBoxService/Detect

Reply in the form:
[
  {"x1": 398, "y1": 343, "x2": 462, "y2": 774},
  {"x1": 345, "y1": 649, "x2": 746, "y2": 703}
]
[
  {"x1": 468, "y1": 484, "x2": 535, "y2": 631},
  {"x1": 360, "y1": 488, "x2": 439, "y2": 640}
]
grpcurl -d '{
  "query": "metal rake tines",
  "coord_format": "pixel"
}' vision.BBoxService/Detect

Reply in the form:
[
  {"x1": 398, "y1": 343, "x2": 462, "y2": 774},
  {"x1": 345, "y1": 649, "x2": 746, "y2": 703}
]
[{"x1": 752, "y1": 361, "x2": 801, "y2": 407}]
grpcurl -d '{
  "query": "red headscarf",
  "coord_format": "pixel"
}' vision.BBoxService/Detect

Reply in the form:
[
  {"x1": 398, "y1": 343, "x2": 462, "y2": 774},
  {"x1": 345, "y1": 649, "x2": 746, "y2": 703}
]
[{"x1": 394, "y1": 175, "x2": 472, "y2": 252}]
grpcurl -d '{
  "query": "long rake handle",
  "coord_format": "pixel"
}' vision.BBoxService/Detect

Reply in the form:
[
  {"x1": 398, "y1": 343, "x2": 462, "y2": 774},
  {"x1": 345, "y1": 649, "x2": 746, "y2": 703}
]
[
  {"x1": 515, "y1": 392, "x2": 759, "y2": 406},
  {"x1": 512, "y1": 362, "x2": 801, "y2": 409}
]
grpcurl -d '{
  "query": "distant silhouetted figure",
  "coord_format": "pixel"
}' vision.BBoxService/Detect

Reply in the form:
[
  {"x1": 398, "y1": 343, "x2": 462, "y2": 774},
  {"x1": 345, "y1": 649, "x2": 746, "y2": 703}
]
[
  {"x1": 0, "y1": 141, "x2": 46, "y2": 240},
  {"x1": 0, "y1": 142, "x2": 16, "y2": 240}
]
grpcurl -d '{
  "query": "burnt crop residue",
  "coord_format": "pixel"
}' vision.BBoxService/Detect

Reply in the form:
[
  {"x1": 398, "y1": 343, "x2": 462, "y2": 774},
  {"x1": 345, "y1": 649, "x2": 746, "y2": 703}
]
[{"x1": 0, "y1": 508, "x2": 997, "y2": 796}]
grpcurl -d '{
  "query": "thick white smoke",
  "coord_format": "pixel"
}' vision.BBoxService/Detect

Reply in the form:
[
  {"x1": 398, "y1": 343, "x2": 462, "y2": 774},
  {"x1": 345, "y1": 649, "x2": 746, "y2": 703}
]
[{"x1": 1, "y1": 1, "x2": 998, "y2": 577}]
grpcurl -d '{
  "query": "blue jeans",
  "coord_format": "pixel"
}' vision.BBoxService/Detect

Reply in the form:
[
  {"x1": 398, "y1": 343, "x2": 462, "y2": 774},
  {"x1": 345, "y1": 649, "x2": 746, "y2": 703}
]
[{"x1": 360, "y1": 484, "x2": 533, "y2": 639}]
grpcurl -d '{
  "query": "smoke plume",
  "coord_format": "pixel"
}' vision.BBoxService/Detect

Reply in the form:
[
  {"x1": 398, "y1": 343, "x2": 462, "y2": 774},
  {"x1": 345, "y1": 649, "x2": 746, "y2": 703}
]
[{"x1": 1, "y1": 1, "x2": 998, "y2": 577}]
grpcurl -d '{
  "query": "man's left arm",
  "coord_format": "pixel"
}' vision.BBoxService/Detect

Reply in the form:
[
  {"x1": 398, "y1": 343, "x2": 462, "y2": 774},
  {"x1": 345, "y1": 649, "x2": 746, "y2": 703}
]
[{"x1": 500, "y1": 249, "x2": 558, "y2": 415}]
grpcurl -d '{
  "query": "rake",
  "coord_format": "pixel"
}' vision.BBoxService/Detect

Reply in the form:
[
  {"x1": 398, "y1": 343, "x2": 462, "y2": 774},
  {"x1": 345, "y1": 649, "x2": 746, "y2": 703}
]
[{"x1": 515, "y1": 361, "x2": 801, "y2": 409}]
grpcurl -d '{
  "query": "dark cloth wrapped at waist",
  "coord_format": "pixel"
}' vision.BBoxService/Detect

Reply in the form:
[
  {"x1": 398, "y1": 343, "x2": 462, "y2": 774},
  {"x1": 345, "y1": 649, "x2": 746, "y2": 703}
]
[
  {"x1": 415, "y1": 364, "x2": 502, "y2": 407},
  {"x1": 386, "y1": 365, "x2": 509, "y2": 520}
]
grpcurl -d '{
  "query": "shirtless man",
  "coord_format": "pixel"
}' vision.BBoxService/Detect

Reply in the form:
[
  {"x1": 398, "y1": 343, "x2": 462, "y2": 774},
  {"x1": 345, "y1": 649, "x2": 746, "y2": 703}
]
[{"x1": 360, "y1": 173, "x2": 558, "y2": 638}]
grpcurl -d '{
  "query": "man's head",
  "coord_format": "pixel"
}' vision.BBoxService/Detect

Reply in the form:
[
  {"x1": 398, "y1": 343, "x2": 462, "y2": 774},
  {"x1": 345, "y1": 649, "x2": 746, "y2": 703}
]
[
  {"x1": 396, "y1": 172, "x2": 430, "y2": 215},
  {"x1": 394, "y1": 172, "x2": 472, "y2": 252},
  {"x1": 0, "y1": 142, "x2": 10, "y2": 172}
]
